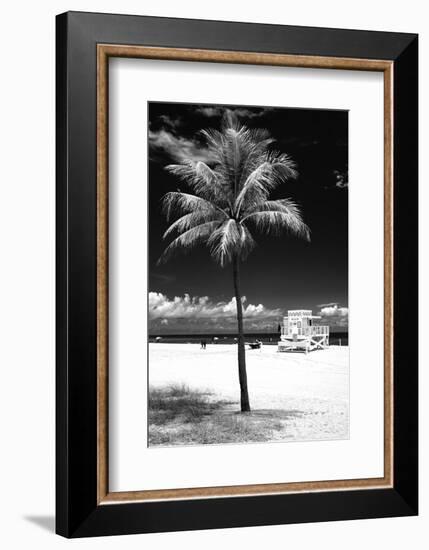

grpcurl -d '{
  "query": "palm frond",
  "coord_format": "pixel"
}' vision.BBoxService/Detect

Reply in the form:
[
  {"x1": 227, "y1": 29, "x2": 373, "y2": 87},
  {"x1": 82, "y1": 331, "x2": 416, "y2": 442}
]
[
  {"x1": 199, "y1": 128, "x2": 225, "y2": 152},
  {"x1": 265, "y1": 151, "x2": 298, "y2": 180},
  {"x1": 234, "y1": 162, "x2": 273, "y2": 212},
  {"x1": 208, "y1": 219, "x2": 256, "y2": 267},
  {"x1": 225, "y1": 127, "x2": 242, "y2": 183},
  {"x1": 165, "y1": 161, "x2": 230, "y2": 206},
  {"x1": 157, "y1": 221, "x2": 221, "y2": 265},
  {"x1": 221, "y1": 109, "x2": 241, "y2": 132},
  {"x1": 243, "y1": 198, "x2": 299, "y2": 216},
  {"x1": 163, "y1": 210, "x2": 226, "y2": 239},
  {"x1": 237, "y1": 223, "x2": 257, "y2": 259},
  {"x1": 161, "y1": 192, "x2": 226, "y2": 222},
  {"x1": 234, "y1": 152, "x2": 298, "y2": 215},
  {"x1": 201, "y1": 122, "x2": 273, "y2": 198},
  {"x1": 242, "y1": 199, "x2": 310, "y2": 241},
  {"x1": 237, "y1": 134, "x2": 274, "y2": 187}
]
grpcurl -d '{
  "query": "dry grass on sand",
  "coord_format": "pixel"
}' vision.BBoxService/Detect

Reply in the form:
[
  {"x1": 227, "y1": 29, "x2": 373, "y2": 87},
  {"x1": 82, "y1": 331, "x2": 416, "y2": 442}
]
[{"x1": 149, "y1": 384, "x2": 286, "y2": 446}]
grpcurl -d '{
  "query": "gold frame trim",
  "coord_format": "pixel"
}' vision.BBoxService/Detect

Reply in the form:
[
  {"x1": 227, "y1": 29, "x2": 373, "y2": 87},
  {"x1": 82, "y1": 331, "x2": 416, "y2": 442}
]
[{"x1": 96, "y1": 44, "x2": 394, "y2": 504}]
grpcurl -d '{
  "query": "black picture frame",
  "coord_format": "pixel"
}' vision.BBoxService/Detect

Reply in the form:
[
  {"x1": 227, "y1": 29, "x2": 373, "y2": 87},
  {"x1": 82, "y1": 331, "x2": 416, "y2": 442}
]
[{"x1": 56, "y1": 11, "x2": 418, "y2": 538}]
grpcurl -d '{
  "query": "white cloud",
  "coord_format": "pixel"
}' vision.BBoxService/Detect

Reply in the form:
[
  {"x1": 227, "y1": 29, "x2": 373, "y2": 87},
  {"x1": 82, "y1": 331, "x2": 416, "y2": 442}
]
[
  {"x1": 317, "y1": 303, "x2": 349, "y2": 328},
  {"x1": 333, "y1": 169, "x2": 348, "y2": 188},
  {"x1": 148, "y1": 128, "x2": 214, "y2": 163},
  {"x1": 319, "y1": 304, "x2": 348, "y2": 317},
  {"x1": 149, "y1": 292, "x2": 281, "y2": 321},
  {"x1": 318, "y1": 302, "x2": 342, "y2": 309}
]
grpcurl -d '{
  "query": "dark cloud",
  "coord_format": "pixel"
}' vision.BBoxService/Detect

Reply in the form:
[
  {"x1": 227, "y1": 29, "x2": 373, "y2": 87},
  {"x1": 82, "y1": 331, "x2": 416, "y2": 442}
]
[{"x1": 194, "y1": 105, "x2": 275, "y2": 120}]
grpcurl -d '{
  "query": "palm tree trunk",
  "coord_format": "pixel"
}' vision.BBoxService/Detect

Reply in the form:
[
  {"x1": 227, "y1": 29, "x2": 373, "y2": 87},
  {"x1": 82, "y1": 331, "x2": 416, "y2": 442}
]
[{"x1": 232, "y1": 257, "x2": 251, "y2": 412}]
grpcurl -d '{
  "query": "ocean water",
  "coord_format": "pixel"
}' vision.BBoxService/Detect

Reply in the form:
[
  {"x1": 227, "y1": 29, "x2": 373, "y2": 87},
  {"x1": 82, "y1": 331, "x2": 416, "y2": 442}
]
[{"x1": 149, "y1": 332, "x2": 348, "y2": 346}]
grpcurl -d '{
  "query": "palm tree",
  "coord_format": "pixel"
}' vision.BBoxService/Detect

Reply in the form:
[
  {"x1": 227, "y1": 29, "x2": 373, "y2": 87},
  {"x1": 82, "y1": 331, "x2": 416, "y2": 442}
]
[{"x1": 158, "y1": 111, "x2": 310, "y2": 412}]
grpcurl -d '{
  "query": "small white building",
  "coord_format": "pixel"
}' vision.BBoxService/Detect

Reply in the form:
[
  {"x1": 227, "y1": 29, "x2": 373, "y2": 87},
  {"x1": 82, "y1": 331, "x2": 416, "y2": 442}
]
[{"x1": 278, "y1": 310, "x2": 329, "y2": 353}]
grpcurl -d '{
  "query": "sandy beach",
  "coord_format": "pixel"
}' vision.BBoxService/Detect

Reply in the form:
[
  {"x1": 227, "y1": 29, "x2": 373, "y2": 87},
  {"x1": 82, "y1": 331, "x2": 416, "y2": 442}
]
[{"x1": 149, "y1": 343, "x2": 349, "y2": 445}]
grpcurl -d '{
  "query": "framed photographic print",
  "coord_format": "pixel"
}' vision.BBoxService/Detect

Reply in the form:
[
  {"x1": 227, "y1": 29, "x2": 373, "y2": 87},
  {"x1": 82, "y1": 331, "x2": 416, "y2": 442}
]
[{"x1": 56, "y1": 11, "x2": 418, "y2": 538}]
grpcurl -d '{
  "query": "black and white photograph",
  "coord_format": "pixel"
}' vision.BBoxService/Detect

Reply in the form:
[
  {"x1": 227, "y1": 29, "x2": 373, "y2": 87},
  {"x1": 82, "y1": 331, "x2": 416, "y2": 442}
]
[
  {"x1": 0, "y1": 1, "x2": 422, "y2": 545},
  {"x1": 148, "y1": 101, "x2": 349, "y2": 447}
]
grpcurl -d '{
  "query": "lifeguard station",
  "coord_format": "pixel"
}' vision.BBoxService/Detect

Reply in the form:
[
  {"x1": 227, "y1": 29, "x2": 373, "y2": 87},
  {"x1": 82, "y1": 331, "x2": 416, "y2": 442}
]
[{"x1": 278, "y1": 310, "x2": 329, "y2": 353}]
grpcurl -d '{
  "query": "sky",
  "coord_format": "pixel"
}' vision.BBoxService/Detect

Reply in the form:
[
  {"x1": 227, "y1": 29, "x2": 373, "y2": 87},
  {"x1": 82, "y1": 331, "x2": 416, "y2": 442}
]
[{"x1": 148, "y1": 102, "x2": 348, "y2": 334}]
